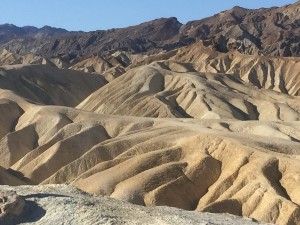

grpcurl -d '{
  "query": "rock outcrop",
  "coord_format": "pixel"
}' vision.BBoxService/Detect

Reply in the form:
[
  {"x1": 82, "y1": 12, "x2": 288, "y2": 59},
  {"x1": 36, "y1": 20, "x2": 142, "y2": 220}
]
[
  {"x1": 0, "y1": 190, "x2": 25, "y2": 224},
  {"x1": 0, "y1": 3, "x2": 300, "y2": 225},
  {"x1": 130, "y1": 41, "x2": 300, "y2": 96},
  {"x1": 1, "y1": 1, "x2": 300, "y2": 60},
  {"x1": 0, "y1": 185, "x2": 273, "y2": 225}
]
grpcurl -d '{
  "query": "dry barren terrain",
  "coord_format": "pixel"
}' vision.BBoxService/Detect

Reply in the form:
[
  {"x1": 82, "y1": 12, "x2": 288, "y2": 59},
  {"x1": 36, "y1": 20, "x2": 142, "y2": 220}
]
[{"x1": 1, "y1": 2, "x2": 300, "y2": 225}]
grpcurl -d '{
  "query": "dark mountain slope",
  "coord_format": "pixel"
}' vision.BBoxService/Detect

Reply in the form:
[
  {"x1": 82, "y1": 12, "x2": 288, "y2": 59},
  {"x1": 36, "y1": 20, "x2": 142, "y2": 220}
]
[
  {"x1": 1, "y1": 1, "x2": 300, "y2": 60},
  {"x1": 0, "y1": 24, "x2": 70, "y2": 43}
]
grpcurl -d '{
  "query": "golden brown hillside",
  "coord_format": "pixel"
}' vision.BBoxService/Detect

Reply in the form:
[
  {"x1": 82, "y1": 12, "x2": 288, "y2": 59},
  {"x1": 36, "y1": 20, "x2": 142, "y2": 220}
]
[
  {"x1": 0, "y1": 79, "x2": 299, "y2": 224},
  {"x1": 0, "y1": 61, "x2": 300, "y2": 225},
  {"x1": 1, "y1": 4, "x2": 300, "y2": 223},
  {"x1": 78, "y1": 61, "x2": 300, "y2": 121}
]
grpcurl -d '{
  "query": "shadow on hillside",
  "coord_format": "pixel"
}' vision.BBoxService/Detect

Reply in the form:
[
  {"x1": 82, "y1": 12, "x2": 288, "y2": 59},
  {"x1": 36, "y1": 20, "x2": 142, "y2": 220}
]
[
  {"x1": 23, "y1": 193, "x2": 69, "y2": 199},
  {"x1": 3, "y1": 200, "x2": 46, "y2": 225}
]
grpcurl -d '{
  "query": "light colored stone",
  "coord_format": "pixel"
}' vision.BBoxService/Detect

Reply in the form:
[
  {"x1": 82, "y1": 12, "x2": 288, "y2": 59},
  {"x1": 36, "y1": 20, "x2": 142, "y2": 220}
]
[{"x1": 0, "y1": 185, "x2": 274, "y2": 225}]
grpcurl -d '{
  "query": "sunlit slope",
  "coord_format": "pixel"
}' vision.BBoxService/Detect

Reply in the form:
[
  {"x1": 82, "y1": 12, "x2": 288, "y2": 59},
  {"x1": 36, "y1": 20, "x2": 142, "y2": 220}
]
[
  {"x1": 0, "y1": 94, "x2": 298, "y2": 224},
  {"x1": 78, "y1": 61, "x2": 300, "y2": 121}
]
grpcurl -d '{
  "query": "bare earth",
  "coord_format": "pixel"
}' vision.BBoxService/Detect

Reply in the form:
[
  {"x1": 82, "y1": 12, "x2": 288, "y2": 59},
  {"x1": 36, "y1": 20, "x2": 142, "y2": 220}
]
[
  {"x1": 0, "y1": 27, "x2": 300, "y2": 225},
  {"x1": 0, "y1": 185, "x2": 274, "y2": 225},
  {"x1": 0, "y1": 61, "x2": 298, "y2": 224}
]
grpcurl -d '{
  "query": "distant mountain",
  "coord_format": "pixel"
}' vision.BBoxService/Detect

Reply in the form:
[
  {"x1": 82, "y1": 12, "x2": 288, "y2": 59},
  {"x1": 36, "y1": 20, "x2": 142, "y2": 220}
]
[
  {"x1": 1, "y1": 3, "x2": 300, "y2": 225},
  {"x1": 0, "y1": 1, "x2": 300, "y2": 60},
  {"x1": 0, "y1": 18, "x2": 185, "y2": 61},
  {"x1": 181, "y1": 2, "x2": 300, "y2": 57},
  {"x1": 0, "y1": 24, "x2": 70, "y2": 43}
]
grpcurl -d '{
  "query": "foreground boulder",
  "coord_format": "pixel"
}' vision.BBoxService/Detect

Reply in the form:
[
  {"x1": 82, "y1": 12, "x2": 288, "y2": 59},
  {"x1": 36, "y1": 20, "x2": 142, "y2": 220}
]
[{"x1": 0, "y1": 190, "x2": 25, "y2": 224}]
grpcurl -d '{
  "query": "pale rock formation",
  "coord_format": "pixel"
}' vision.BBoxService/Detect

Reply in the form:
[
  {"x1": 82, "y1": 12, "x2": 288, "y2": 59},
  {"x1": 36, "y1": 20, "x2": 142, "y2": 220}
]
[
  {"x1": 0, "y1": 185, "x2": 273, "y2": 225},
  {"x1": 0, "y1": 190, "x2": 25, "y2": 224},
  {"x1": 0, "y1": 95, "x2": 297, "y2": 224},
  {"x1": 78, "y1": 61, "x2": 300, "y2": 121},
  {"x1": 0, "y1": 33, "x2": 300, "y2": 225}
]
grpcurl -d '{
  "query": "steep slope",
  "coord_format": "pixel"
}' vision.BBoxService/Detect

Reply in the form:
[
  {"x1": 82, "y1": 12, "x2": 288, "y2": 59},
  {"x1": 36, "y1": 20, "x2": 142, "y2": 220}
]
[
  {"x1": 0, "y1": 64, "x2": 106, "y2": 106},
  {"x1": 0, "y1": 93, "x2": 298, "y2": 224},
  {"x1": 181, "y1": 1, "x2": 300, "y2": 56},
  {"x1": 69, "y1": 51, "x2": 146, "y2": 74},
  {"x1": 0, "y1": 17, "x2": 183, "y2": 61},
  {"x1": 1, "y1": 1, "x2": 300, "y2": 59},
  {"x1": 130, "y1": 41, "x2": 300, "y2": 96},
  {"x1": 77, "y1": 61, "x2": 300, "y2": 120},
  {"x1": 69, "y1": 55, "x2": 114, "y2": 73},
  {"x1": 171, "y1": 42, "x2": 300, "y2": 96},
  {"x1": 0, "y1": 49, "x2": 46, "y2": 66},
  {"x1": 1, "y1": 3, "x2": 300, "y2": 224},
  {"x1": 0, "y1": 166, "x2": 27, "y2": 185},
  {"x1": 0, "y1": 49, "x2": 70, "y2": 68}
]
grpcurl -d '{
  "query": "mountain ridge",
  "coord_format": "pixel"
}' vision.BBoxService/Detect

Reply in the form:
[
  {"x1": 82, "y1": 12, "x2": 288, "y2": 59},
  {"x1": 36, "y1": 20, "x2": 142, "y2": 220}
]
[
  {"x1": 1, "y1": 2, "x2": 300, "y2": 225},
  {"x1": 0, "y1": 24, "x2": 72, "y2": 43},
  {"x1": 1, "y1": 1, "x2": 300, "y2": 61}
]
